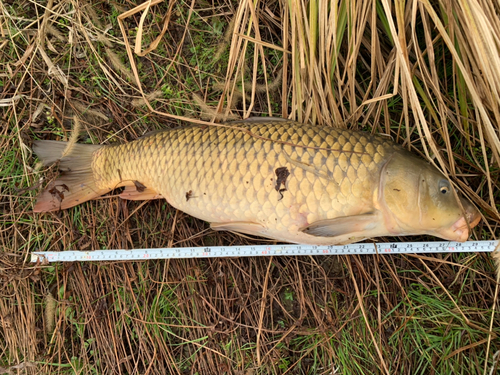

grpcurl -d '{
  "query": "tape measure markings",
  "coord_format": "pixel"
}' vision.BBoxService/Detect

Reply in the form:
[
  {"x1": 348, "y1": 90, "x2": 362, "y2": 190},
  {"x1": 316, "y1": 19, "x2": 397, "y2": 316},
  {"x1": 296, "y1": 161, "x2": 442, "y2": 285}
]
[{"x1": 30, "y1": 240, "x2": 497, "y2": 263}]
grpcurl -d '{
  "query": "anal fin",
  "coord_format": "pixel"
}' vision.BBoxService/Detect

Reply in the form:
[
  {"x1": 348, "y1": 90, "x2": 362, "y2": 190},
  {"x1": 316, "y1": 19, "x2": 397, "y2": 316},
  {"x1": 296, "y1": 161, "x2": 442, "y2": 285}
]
[{"x1": 119, "y1": 185, "x2": 163, "y2": 200}]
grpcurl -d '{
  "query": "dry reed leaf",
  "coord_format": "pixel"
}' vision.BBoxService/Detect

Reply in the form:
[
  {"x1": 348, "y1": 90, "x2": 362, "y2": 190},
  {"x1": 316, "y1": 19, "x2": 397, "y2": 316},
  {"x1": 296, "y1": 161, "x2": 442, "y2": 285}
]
[
  {"x1": 33, "y1": 102, "x2": 48, "y2": 121},
  {"x1": 0, "y1": 95, "x2": 23, "y2": 107},
  {"x1": 45, "y1": 24, "x2": 65, "y2": 41},
  {"x1": 45, "y1": 38, "x2": 59, "y2": 54},
  {"x1": 37, "y1": 0, "x2": 54, "y2": 48},
  {"x1": 38, "y1": 47, "x2": 68, "y2": 87},
  {"x1": 234, "y1": 33, "x2": 290, "y2": 53},
  {"x1": 116, "y1": 0, "x2": 172, "y2": 57},
  {"x1": 12, "y1": 43, "x2": 35, "y2": 67}
]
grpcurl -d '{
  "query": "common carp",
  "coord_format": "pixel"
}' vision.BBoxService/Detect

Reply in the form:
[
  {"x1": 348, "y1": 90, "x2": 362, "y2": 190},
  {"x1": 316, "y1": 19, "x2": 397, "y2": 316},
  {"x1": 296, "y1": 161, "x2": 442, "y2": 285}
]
[{"x1": 33, "y1": 118, "x2": 480, "y2": 245}]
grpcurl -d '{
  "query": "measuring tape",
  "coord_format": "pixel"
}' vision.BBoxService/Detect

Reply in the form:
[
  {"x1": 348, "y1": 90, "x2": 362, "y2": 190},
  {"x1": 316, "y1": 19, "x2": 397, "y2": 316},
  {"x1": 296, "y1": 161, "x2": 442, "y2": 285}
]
[{"x1": 30, "y1": 240, "x2": 497, "y2": 263}]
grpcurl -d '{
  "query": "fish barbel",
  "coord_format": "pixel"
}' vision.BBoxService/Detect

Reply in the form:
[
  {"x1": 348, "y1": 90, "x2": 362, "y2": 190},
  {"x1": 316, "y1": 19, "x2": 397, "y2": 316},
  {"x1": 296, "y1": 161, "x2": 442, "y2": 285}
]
[{"x1": 33, "y1": 118, "x2": 480, "y2": 245}]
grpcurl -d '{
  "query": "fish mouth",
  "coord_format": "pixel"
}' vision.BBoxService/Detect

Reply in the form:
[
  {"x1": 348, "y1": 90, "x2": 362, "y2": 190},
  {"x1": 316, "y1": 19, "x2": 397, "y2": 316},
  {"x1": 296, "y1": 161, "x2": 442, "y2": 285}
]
[
  {"x1": 465, "y1": 208, "x2": 482, "y2": 229},
  {"x1": 441, "y1": 209, "x2": 481, "y2": 242}
]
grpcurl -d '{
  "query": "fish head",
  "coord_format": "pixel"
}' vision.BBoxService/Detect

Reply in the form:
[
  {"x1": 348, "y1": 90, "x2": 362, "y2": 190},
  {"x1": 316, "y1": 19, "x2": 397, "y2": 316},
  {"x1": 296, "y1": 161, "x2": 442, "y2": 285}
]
[{"x1": 381, "y1": 152, "x2": 481, "y2": 241}]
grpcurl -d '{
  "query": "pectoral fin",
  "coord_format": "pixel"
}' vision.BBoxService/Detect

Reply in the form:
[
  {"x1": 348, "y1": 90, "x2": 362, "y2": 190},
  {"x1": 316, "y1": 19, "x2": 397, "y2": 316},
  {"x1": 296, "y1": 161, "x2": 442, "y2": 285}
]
[
  {"x1": 300, "y1": 214, "x2": 379, "y2": 237},
  {"x1": 211, "y1": 221, "x2": 266, "y2": 237}
]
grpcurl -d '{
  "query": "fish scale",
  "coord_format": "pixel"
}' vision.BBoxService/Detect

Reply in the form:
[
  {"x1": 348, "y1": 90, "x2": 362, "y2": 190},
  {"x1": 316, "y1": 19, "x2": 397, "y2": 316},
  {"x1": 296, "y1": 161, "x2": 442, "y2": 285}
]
[{"x1": 89, "y1": 121, "x2": 399, "y2": 244}]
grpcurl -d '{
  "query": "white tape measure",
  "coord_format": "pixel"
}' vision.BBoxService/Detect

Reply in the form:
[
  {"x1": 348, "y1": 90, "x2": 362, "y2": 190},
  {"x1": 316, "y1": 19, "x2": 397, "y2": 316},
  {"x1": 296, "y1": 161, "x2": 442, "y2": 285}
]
[{"x1": 31, "y1": 240, "x2": 497, "y2": 263}]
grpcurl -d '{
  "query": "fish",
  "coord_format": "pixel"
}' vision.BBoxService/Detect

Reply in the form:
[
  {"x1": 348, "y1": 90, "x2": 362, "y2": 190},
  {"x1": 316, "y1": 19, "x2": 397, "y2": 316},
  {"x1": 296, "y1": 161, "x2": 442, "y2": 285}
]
[{"x1": 32, "y1": 118, "x2": 481, "y2": 245}]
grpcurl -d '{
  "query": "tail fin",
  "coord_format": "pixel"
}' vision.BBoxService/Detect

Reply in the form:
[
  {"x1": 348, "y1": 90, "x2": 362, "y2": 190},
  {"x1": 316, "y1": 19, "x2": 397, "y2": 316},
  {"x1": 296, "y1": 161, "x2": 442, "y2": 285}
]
[{"x1": 33, "y1": 140, "x2": 109, "y2": 212}]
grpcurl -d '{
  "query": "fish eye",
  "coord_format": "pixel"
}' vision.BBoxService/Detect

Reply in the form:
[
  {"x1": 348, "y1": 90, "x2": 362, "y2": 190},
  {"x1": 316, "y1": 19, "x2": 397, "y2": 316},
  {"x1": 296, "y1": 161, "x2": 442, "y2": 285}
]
[{"x1": 438, "y1": 179, "x2": 450, "y2": 194}]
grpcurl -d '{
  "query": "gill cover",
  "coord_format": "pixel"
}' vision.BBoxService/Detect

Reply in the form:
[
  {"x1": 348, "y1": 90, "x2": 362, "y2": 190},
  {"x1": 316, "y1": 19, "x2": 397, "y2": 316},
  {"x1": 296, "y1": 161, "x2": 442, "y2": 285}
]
[{"x1": 381, "y1": 151, "x2": 465, "y2": 238}]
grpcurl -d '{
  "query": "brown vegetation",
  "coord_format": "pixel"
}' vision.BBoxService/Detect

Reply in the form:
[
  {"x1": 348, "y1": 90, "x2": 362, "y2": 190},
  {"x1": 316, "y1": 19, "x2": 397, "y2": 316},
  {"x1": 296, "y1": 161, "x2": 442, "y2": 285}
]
[{"x1": 1, "y1": 0, "x2": 499, "y2": 373}]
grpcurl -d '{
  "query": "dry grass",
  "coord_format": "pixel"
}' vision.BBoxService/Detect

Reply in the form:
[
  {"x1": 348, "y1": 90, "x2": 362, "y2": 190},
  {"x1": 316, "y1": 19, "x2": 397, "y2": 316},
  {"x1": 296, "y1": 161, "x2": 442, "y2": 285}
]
[{"x1": 1, "y1": 0, "x2": 500, "y2": 374}]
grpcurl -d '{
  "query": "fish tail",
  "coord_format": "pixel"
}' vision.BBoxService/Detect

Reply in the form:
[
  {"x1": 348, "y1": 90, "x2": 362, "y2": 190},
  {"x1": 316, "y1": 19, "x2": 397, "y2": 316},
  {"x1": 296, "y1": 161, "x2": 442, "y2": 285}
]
[{"x1": 33, "y1": 140, "x2": 109, "y2": 212}]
